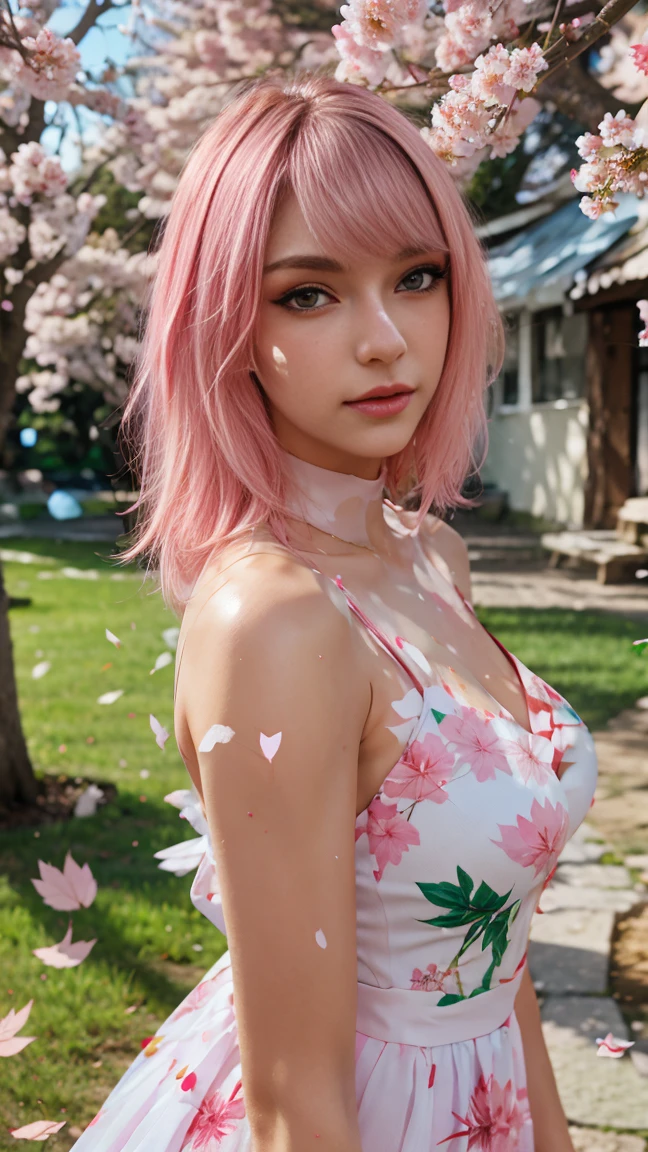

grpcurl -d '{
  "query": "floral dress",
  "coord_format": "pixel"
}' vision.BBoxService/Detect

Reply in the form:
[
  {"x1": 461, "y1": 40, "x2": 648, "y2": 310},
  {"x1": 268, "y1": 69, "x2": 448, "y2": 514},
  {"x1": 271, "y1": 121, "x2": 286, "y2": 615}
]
[{"x1": 69, "y1": 570, "x2": 598, "y2": 1152}]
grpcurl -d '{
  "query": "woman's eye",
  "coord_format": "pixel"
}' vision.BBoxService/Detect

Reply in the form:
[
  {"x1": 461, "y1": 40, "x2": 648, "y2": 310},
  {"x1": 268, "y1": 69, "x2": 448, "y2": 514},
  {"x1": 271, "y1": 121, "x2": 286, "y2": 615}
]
[
  {"x1": 279, "y1": 286, "x2": 331, "y2": 312},
  {"x1": 398, "y1": 265, "x2": 446, "y2": 292}
]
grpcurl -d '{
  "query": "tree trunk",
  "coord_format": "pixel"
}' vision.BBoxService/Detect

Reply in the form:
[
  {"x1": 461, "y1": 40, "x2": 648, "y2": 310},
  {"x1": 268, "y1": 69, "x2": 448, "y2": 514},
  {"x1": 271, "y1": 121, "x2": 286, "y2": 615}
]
[{"x1": 0, "y1": 561, "x2": 38, "y2": 807}]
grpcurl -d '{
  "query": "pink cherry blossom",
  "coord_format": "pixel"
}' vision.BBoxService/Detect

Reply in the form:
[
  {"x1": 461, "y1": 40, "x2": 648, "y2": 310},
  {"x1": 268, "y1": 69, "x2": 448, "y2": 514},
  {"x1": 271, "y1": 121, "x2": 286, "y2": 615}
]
[
  {"x1": 630, "y1": 42, "x2": 648, "y2": 76},
  {"x1": 492, "y1": 797, "x2": 570, "y2": 878},
  {"x1": 383, "y1": 732, "x2": 455, "y2": 804},
  {"x1": 337, "y1": 0, "x2": 426, "y2": 54},
  {"x1": 499, "y1": 731, "x2": 554, "y2": 784},
  {"x1": 332, "y1": 23, "x2": 389, "y2": 87},
  {"x1": 410, "y1": 961, "x2": 455, "y2": 992},
  {"x1": 599, "y1": 110, "x2": 637, "y2": 149},
  {"x1": 472, "y1": 44, "x2": 516, "y2": 105},
  {"x1": 438, "y1": 1072, "x2": 529, "y2": 1148},
  {"x1": 355, "y1": 795, "x2": 420, "y2": 881},
  {"x1": 183, "y1": 1080, "x2": 246, "y2": 1150},
  {"x1": 11, "y1": 27, "x2": 81, "y2": 102},
  {"x1": 502, "y1": 43, "x2": 547, "y2": 93},
  {"x1": 8, "y1": 142, "x2": 68, "y2": 206},
  {"x1": 440, "y1": 709, "x2": 513, "y2": 782}
]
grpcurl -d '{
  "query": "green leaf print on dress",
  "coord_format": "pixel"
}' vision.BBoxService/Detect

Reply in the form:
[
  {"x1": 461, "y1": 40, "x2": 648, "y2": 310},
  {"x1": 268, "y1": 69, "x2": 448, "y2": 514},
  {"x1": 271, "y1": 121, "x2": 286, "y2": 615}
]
[{"x1": 416, "y1": 865, "x2": 521, "y2": 1004}]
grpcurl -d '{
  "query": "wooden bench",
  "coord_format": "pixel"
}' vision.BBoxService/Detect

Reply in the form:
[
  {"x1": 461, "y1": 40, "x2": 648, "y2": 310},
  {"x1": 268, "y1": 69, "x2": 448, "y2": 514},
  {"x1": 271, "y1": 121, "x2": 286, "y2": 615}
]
[
  {"x1": 616, "y1": 497, "x2": 648, "y2": 547},
  {"x1": 540, "y1": 529, "x2": 648, "y2": 585}
]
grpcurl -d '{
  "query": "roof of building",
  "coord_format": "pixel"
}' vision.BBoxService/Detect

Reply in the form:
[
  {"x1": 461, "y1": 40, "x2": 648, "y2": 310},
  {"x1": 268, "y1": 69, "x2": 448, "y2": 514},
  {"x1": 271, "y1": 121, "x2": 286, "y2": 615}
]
[
  {"x1": 570, "y1": 200, "x2": 648, "y2": 300},
  {"x1": 488, "y1": 195, "x2": 639, "y2": 310}
]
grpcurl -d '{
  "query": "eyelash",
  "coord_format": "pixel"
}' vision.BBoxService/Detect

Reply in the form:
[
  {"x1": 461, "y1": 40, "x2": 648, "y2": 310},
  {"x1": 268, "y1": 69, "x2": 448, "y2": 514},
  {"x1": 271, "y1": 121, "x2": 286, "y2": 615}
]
[{"x1": 275, "y1": 263, "x2": 449, "y2": 313}]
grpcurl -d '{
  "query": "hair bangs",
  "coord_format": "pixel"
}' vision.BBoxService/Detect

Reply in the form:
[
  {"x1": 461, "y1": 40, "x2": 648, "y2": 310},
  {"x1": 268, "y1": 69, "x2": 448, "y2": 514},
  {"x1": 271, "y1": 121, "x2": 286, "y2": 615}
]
[{"x1": 286, "y1": 119, "x2": 448, "y2": 265}]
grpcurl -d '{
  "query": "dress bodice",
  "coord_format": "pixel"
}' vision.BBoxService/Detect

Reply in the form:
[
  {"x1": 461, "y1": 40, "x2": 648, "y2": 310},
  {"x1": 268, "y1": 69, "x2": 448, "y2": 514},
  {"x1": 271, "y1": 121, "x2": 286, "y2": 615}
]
[{"x1": 160, "y1": 555, "x2": 598, "y2": 1047}]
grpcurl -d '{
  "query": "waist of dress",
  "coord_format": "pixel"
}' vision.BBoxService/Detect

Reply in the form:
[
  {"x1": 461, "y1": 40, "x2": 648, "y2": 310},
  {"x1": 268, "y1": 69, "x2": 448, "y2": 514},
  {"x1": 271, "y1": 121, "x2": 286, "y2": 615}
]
[{"x1": 355, "y1": 967, "x2": 524, "y2": 1047}]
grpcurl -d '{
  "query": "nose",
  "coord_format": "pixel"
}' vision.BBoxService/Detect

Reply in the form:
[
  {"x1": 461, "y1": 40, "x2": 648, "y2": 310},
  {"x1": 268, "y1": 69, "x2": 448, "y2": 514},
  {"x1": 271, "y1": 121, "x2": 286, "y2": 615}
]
[{"x1": 355, "y1": 298, "x2": 407, "y2": 365}]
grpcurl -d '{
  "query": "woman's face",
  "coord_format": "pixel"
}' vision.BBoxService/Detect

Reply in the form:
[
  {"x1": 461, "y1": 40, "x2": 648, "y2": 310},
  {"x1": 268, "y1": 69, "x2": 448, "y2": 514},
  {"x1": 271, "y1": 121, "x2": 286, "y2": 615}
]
[{"x1": 253, "y1": 190, "x2": 450, "y2": 479}]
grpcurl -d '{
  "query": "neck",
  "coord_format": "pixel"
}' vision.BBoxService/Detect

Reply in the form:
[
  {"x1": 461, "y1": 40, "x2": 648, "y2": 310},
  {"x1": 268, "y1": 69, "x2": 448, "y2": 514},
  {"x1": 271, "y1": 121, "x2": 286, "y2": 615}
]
[{"x1": 280, "y1": 448, "x2": 388, "y2": 549}]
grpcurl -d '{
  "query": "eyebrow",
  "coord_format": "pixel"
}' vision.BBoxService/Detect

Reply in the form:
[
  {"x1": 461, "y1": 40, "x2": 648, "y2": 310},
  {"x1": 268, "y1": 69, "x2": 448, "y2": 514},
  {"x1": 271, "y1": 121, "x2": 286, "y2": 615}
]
[{"x1": 262, "y1": 245, "x2": 437, "y2": 275}]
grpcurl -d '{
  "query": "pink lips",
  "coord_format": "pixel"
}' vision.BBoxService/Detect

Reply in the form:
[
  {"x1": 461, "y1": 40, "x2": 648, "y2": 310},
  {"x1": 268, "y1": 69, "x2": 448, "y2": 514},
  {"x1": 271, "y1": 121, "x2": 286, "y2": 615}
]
[{"x1": 344, "y1": 388, "x2": 414, "y2": 418}]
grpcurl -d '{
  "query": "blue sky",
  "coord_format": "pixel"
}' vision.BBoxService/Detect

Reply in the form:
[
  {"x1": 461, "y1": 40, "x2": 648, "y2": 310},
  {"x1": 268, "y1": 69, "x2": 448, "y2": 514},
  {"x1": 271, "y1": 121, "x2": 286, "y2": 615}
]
[{"x1": 44, "y1": 1, "x2": 134, "y2": 172}]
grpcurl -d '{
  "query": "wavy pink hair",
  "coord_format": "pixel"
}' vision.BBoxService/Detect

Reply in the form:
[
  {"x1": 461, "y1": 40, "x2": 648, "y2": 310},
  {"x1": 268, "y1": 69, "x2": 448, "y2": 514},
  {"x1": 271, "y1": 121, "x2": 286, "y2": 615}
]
[{"x1": 114, "y1": 70, "x2": 503, "y2": 616}]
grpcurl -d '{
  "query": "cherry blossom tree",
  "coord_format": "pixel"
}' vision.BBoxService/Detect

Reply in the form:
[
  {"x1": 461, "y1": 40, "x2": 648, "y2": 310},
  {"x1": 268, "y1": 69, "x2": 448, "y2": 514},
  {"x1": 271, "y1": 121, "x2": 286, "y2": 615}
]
[{"x1": 0, "y1": 0, "x2": 643, "y2": 809}]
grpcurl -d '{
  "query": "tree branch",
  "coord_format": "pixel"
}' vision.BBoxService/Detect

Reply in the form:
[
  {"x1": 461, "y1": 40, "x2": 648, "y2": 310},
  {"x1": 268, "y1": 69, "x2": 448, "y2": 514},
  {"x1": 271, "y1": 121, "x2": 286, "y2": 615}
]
[{"x1": 540, "y1": 0, "x2": 640, "y2": 83}]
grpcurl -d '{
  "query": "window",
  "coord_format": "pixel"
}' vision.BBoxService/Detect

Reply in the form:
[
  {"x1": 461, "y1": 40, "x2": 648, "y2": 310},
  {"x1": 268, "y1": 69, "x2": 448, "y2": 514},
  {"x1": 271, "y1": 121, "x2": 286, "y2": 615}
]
[
  {"x1": 498, "y1": 312, "x2": 520, "y2": 406},
  {"x1": 531, "y1": 307, "x2": 587, "y2": 403}
]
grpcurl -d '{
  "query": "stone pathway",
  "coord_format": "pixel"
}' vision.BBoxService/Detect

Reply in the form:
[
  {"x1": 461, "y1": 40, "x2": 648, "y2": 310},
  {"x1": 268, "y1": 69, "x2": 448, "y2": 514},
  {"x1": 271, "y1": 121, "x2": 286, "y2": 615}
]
[{"x1": 529, "y1": 820, "x2": 648, "y2": 1142}]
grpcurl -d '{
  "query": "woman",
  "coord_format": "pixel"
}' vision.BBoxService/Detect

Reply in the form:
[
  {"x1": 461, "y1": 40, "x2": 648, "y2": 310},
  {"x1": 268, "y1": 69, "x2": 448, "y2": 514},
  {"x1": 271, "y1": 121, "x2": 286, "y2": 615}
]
[{"x1": 74, "y1": 71, "x2": 598, "y2": 1151}]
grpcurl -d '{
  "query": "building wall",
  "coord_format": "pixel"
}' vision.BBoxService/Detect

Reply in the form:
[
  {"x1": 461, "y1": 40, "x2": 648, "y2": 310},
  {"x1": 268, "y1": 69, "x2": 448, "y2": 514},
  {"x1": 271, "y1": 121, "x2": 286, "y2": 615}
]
[
  {"x1": 481, "y1": 400, "x2": 589, "y2": 526},
  {"x1": 480, "y1": 306, "x2": 589, "y2": 526}
]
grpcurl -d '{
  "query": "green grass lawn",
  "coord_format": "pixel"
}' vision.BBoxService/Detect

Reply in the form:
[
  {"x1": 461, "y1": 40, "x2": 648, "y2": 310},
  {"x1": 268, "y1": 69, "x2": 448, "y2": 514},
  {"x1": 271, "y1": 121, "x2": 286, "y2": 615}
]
[{"x1": 1, "y1": 538, "x2": 647, "y2": 1150}]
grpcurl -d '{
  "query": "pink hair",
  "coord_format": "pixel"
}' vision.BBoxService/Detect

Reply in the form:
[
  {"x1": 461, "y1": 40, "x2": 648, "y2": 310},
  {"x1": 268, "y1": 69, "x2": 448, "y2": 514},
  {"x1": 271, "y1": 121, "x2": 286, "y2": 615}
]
[{"x1": 114, "y1": 70, "x2": 503, "y2": 616}]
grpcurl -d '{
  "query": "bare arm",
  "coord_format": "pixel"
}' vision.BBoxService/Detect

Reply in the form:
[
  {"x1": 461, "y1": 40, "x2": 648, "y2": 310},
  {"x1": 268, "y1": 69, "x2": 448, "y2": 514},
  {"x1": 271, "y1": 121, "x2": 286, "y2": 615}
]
[
  {"x1": 514, "y1": 965, "x2": 575, "y2": 1152},
  {"x1": 180, "y1": 553, "x2": 368, "y2": 1152}
]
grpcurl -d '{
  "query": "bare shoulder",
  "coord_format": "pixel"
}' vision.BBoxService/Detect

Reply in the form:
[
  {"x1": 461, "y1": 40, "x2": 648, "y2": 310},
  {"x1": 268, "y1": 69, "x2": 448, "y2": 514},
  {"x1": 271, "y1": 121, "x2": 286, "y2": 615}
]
[
  {"x1": 177, "y1": 547, "x2": 367, "y2": 737},
  {"x1": 189, "y1": 547, "x2": 355, "y2": 650},
  {"x1": 396, "y1": 508, "x2": 472, "y2": 604}
]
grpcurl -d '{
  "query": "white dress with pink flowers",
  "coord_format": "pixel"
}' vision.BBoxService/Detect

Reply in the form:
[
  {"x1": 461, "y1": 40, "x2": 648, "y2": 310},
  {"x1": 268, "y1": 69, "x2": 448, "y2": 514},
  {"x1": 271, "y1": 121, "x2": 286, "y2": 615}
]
[{"x1": 69, "y1": 570, "x2": 598, "y2": 1152}]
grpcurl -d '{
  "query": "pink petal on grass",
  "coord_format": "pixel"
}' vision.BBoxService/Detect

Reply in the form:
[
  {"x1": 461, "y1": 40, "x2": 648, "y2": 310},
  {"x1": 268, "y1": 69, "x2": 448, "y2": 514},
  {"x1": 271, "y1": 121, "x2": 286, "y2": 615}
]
[
  {"x1": 32, "y1": 920, "x2": 96, "y2": 968},
  {"x1": 596, "y1": 1032, "x2": 635, "y2": 1057},
  {"x1": 632, "y1": 638, "x2": 648, "y2": 647},
  {"x1": 259, "y1": 732, "x2": 281, "y2": 763},
  {"x1": 31, "y1": 851, "x2": 97, "y2": 911},
  {"x1": 10, "y1": 1120, "x2": 66, "y2": 1140},
  {"x1": 150, "y1": 713, "x2": 170, "y2": 750},
  {"x1": 105, "y1": 628, "x2": 121, "y2": 648},
  {"x1": 0, "y1": 1000, "x2": 36, "y2": 1057}
]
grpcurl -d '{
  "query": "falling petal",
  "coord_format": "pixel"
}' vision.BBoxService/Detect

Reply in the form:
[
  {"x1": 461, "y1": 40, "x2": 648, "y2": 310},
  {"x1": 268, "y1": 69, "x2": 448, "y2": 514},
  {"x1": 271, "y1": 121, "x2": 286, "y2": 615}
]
[
  {"x1": 0, "y1": 1000, "x2": 36, "y2": 1057},
  {"x1": 150, "y1": 651, "x2": 173, "y2": 674},
  {"x1": 73, "y1": 785, "x2": 104, "y2": 819},
  {"x1": 31, "y1": 662, "x2": 50, "y2": 680},
  {"x1": 32, "y1": 921, "x2": 97, "y2": 968},
  {"x1": 315, "y1": 929, "x2": 327, "y2": 949},
  {"x1": 163, "y1": 789, "x2": 194, "y2": 810},
  {"x1": 162, "y1": 626, "x2": 180, "y2": 649},
  {"x1": 632, "y1": 638, "x2": 648, "y2": 647},
  {"x1": 97, "y1": 689, "x2": 123, "y2": 705},
  {"x1": 105, "y1": 629, "x2": 121, "y2": 648},
  {"x1": 150, "y1": 714, "x2": 170, "y2": 750},
  {"x1": 259, "y1": 731, "x2": 282, "y2": 763},
  {"x1": 198, "y1": 724, "x2": 235, "y2": 753},
  {"x1": 395, "y1": 637, "x2": 432, "y2": 675},
  {"x1": 31, "y1": 851, "x2": 97, "y2": 911},
  {"x1": 636, "y1": 569, "x2": 648, "y2": 579},
  {"x1": 596, "y1": 1032, "x2": 634, "y2": 1057},
  {"x1": 390, "y1": 688, "x2": 422, "y2": 719},
  {"x1": 10, "y1": 1119, "x2": 66, "y2": 1140}
]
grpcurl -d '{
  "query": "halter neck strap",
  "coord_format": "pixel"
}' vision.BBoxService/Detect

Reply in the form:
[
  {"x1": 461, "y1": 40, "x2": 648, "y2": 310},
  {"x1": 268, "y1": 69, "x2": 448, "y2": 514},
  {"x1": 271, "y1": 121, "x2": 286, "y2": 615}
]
[{"x1": 312, "y1": 567, "x2": 425, "y2": 697}]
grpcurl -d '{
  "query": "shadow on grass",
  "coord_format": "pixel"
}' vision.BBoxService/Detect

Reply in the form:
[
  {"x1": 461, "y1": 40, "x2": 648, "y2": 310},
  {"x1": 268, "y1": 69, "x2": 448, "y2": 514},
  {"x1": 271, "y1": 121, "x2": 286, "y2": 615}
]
[
  {"x1": 2, "y1": 793, "x2": 226, "y2": 1022},
  {"x1": 1, "y1": 536, "x2": 137, "y2": 572}
]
